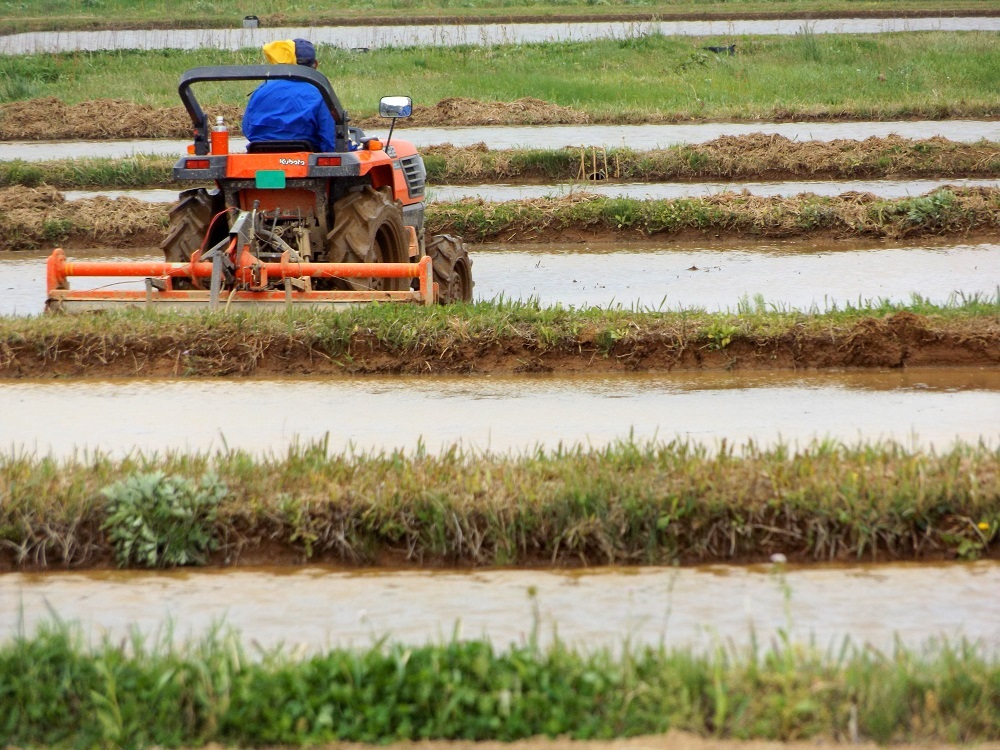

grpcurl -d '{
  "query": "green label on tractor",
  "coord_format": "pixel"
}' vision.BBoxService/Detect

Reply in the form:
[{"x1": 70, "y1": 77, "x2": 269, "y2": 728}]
[{"x1": 255, "y1": 170, "x2": 286, "y2": 189}]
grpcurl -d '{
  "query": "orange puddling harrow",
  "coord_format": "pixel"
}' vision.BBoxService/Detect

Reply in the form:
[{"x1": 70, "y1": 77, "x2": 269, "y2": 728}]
[{"x1": 45, "y1": 237, "x2": 434, "y2": 312}]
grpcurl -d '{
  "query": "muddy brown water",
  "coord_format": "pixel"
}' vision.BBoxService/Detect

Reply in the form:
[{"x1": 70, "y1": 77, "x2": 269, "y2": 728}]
[
  {"x1": 2, "y1": 241, "x2": 994, "y2": 316},
  {"x1": 64, "y1": 178, "x2": 1000, "y2": 205},
  {"x1": 3, "y1": 18, "x2": 999, "y2": 55},
  {"x1": 1, "y1": 369, "x2": 997, "y2": 457},
  {"x1": 6, "y1": 120, "x2": 1000, "y2": 159},
  {"x1": 2, "y1": 561, "x2": 998, "y2": 652}
]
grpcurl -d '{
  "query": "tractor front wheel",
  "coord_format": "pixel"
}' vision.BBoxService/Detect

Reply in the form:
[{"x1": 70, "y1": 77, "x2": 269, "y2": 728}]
[
  {"x1": 325, "y1": 187, "x2": 408, "y2": 292},
  {"x1": 426, "y1": 234, "x2": 474, "y2": 304}
]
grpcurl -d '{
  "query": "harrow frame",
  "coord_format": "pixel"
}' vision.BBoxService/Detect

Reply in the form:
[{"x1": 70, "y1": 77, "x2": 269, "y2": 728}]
[{"x1": 45, "y1": 248, "x2": 435, "y2": 312}]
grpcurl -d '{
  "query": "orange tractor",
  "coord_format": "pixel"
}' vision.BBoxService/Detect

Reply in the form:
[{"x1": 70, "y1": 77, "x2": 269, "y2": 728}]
[{"x1": 46, "y1": 65, "x2": 473, "y2": 311}]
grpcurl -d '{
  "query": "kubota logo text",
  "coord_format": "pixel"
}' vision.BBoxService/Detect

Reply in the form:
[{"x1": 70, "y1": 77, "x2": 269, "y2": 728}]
[{"x1": 279, "y1": 158, "x2": 306, "y2": 166}]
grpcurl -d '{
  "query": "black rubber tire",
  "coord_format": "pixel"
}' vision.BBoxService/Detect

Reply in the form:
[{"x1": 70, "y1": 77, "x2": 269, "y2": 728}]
[
  {"x1": 426, "y1": 234, "x2": 474, "y2": 304},
  {"x1": 160, "y1": 188, "x2": 226, "y2": 288},
  {"x1": 325, "y1": 187, "x2": 408, "y2": 292}
]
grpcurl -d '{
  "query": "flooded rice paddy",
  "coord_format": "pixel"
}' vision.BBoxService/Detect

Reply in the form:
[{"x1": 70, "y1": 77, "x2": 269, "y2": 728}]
[
  {"x1": 2, "y1": 241, "x2": 994, "y2": 316},
  {"x1": 3, "y1": 18, "x2": 999, "y2": 55},
  {"x1": 3, "y1": 561, "x2": 998, "y2": 652},
  {"x1": 3, "y1": 17, "x2": 998, "y2": 670},
  {"x1": 472, "y1": 242, "x2": 997, "y2": 310},
  {"x1": 6, "y1": 119, "x2": 1000, "y2": 158},
  {"x1": 63, "y1": 178, "x2": 1000, "y2": 205},
  {"x1": 429, "y1": 178, "x2": 1000, "y2": 201},
  {"x1": 1, "y1": 369, "x2": 997, "y2": 457}
]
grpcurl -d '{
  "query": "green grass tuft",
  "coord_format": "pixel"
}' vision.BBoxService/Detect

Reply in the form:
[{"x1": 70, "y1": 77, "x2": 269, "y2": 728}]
[
  {"x1": 1, "y1": 436, "x2": 998, "y2": 569},
  {"x1": 1, "y1": 620, "x2": 999, "y2": 746}
]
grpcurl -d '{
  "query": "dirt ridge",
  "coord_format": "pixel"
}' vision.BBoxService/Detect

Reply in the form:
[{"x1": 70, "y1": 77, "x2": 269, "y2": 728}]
[
  {"x1": 4, "y1": 184, "x2": 1000, "y2": 251},
  {"x1": 6, "y1": 135, "x2": 1000, "y2": 190},
  {"x1": 4, "y1": 97, "x2": 1000, "y2": 141},
  {"x1": 0, "y1": 97, "x2": 588, "y2": 141},
  {"x1": 2, "y1": 312, "x2": 997, "y2": 378}
]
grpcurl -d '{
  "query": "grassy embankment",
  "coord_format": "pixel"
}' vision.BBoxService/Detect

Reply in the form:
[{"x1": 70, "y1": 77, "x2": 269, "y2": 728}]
[
  {"x1": 1, "y1": 0, "x2": 994, "y2": 33},
  {"x1": 2, "y1": 297, "x2": 998, "y2": 375},
  {"x1": 3, "y1": 184, "x2": 1000, "y2": 250},
  {"x1": 2, "y1": 622, "x2": 999, "y2": 747},
  {"x1": 3, "y1": 32, "x2": 1000, "y2": 122},
  {"x1": 5, "y1": 137, "x2": 1000, "y2": 189},
  {"x1": 2, "y1": 433, "x2": 998, "y2": 569}
]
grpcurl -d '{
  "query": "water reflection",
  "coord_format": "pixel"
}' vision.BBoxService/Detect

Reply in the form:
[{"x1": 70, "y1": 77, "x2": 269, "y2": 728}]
[
  {"x1": 4, "y1": 242, "x2": 994, "y2": 316},
  {"x1": 3, "y1": 561, "x2": 998, "y2": 652},
  {"x1": 0, "y1": 370, "x2": 997, "y2": 457},
  {"x1": 62, "y1": 178, "x2": 1000, "y2": 205}
]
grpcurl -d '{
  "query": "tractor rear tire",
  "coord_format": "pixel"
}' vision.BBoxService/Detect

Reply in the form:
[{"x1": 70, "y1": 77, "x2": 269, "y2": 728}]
[
  {"x1": 160, "y1": 188, "x2": 226, "y2": 288},
  {"x1": 426, "y1": 234, "x2": 474, "y2": 304},
  {"x1": 325, "y1": 187, "x2": 408, "y2": 292}
]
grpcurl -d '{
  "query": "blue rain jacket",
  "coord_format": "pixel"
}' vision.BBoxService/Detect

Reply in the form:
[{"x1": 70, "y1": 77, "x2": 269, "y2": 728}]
[{"x1": 242, "y1": 79, "x2": 337, "y2": 153}]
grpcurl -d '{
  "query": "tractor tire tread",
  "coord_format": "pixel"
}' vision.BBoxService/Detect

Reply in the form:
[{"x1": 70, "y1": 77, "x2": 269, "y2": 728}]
[
  {"x1": 325, "y1": 187, "x2": 408, "y2": 291},
  {"x1": 160, "y1": 187, "x2": 223, "y2": 264},
  {"x1": 427, "y1": 234, "x2": 474, "y2": 304}
]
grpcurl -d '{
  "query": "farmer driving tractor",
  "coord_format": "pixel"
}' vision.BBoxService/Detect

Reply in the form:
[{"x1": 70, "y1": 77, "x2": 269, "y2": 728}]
[{"x1": 242, "y1": 38, "x2": 342, "y2": 152}]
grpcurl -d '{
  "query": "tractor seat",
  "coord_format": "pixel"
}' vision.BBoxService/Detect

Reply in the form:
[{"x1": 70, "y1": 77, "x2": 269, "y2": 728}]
[{"x1": 246, "y1": 139, "x2": 318, "y2": 154}]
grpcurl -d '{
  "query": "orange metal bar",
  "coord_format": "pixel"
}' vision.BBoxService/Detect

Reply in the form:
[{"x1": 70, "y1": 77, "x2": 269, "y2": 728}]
[
  {"x1": 46, "y1": 248, "x2": 438, "y2": 306},
  {"x1": 47, "y1": 289, "x2": 423, "y2": 302}
]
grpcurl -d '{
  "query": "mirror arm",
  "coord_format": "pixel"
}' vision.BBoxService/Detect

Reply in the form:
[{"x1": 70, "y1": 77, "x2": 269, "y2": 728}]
[{"x1": 385, "y1": 117, "x2": 397, "y2": 150}]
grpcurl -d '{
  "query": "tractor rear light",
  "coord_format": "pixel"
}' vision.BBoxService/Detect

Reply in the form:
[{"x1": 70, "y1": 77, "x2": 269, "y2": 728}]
[
  {"x1": 316, "y1": 156, "x2": 341, "y2": 166},
  {"x1": 185, "y1": 159, "x2": 211, "y2": 169},
  {"x1": 366, "y1": 139, "x2": 383, "y2": 151}
]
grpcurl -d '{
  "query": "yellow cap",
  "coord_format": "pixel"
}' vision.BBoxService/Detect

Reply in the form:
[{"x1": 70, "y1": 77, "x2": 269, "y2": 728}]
[{"x1": 262, "y1": 40, "x2": 296, "y2": 64}]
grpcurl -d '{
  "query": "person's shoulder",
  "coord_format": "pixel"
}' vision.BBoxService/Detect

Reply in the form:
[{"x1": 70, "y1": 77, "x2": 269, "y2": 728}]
[
  {"x1": 296, "y1": 83, "x2": 328, "y2": 109},
  {"x1": 297, "y1": 81, "x2": 325, "y2": 98}
]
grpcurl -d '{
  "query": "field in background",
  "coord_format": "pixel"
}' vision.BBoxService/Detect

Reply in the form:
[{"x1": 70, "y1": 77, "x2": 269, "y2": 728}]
[
  {"x1": 1, "y1": 0, "x2": 996, "y2": 33},
  {"x1": 2, "y1": 32, "x2": 1000, "y2": 122}
]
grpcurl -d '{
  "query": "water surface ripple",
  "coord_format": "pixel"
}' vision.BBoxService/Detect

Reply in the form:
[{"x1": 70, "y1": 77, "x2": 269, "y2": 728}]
[
  {"x1": 3, "y1": 562, "x2": 998, "y2": 653},
  {"x1": 1, "y1": 370, "x2": 997, "y2": 457},
  {"x1": 3, "y1": 242, "x2": 994, "y2": 316},
  {"x1": 63, "y1": 178, "x2": 1000, "y2": 205}
]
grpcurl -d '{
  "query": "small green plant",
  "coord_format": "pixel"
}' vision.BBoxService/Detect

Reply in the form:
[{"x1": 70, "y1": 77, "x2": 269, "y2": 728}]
[
  {"x1": 685, "y1": 150, "x2": 711, "y2": 171},
  {"x1": 903, "y1": 189, "x2": 956, "y2": 226},
  {"x1": 704, "y1": 321, "x2": 739, "y2": 349},
  {"x1": 595, "y1": 324, "x2": 629, "y2": 353},
  {"x1": 675, "y1": 50, "x2": 709, "y2": 72},
  {"x1": 101, "y1": 471, "x2": 226, "y2": 568},
  {"x1": 0, "y1": 74, "x2": 38, "y2": 103},
  {"x1": 795, "y1": 24, "x2": 822, "y2": 62},
  {"x1": 40, "y1": 217, "x2": 72, "y2": 241}
]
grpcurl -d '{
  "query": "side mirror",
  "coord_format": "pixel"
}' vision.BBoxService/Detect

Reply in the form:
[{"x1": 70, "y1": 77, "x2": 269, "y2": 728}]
[{"x1": 379, "y1": 96, "x2": 412, "y2": 119}]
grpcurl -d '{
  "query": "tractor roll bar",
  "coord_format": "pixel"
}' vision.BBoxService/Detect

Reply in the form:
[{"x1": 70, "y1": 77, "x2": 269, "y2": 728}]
[{"x1": 178, "y1": 65, "x2": 351, "y2": 155}]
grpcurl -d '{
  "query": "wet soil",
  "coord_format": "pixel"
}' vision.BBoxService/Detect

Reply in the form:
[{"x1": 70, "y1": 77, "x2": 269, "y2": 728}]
[{"x1": 1, "y1": 311, "x2": 998, "y2": 378}]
